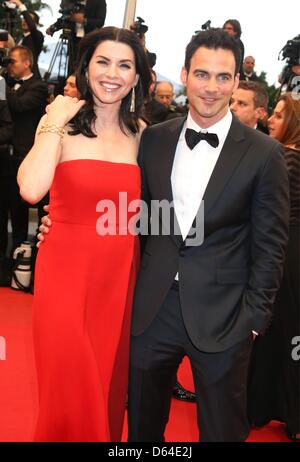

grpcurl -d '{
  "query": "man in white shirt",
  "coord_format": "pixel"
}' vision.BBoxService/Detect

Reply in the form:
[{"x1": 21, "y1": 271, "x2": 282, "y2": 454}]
[{"x1": 128, "y1": 28, "x2": 290, "y2": 442}]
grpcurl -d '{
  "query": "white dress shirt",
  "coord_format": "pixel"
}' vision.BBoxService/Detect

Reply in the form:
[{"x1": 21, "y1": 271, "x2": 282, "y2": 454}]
[
  {"x1": 171, "y1": 110, "x2": 232, "y2": 241},
  {"x1": 13, "y1": 72, "x2": 33, "y2": 91},
  {"x1": 171, "y1": 110, "x2": 258, "y2": 337}
]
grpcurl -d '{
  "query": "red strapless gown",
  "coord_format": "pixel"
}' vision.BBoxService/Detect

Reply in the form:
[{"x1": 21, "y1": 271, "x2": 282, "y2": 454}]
[{"x1": 33, "y1": 159, "x2": 141, "y2": 442}]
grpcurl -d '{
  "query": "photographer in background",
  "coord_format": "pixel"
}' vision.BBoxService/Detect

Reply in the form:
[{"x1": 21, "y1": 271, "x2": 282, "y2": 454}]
[
  {"x1": 70, "y1": 0, "x2": 106, "y2": 36},
  {"x1": 46, "y1": 0, "x2": 106, "y2": 71},
  {"x1": 0, "y1": 86, "x2": 14, "y2": 286},
  {"x1": 278, "y1": 35, "x2": 300, "y2": 94},
  {"x1": 9, "y1": 0, "x2": 44, "y2": 78},
  {"x1": 223, "y1": 19, "x2": 244, "y2": 75},
  {"x1": 130, "y1": 17, "x2": 156, "y2": 68},
  {"x1": 5, "y1": 45, "x2": 47, "y2": 252}
]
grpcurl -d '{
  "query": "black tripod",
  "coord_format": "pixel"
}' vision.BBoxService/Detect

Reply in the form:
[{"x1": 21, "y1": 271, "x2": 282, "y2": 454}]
[{"x1": 43, "y1": 27, "x2": 75, "y2": 83}]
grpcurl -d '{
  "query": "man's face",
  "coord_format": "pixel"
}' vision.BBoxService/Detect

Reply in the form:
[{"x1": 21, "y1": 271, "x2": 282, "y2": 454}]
[
  {"x1": 230, "y1": 88, "x2": 260, "y2": 128},
  {"x1": 181, "y1": 47, "x2": 239, "y2": 128},
  {"x1": 21, "y1": 14, "x2": 36, "y2": 33},
  {"x1": 155, "y1": 82, "x2": 174, "y2": 107},
  {"x1": 64, "y1": 75, "x2": 79, "y2": 98},
  {"x1": 243, "y1": 57, "x2": 255, "y2": 75},
  {"x1": 223, "y1": 23, "x2": 236, "y2": 37},
  {"x1": 149, "y1": 71, "x2": 157, "y2": 95},
  {"x1": 8, "y1": 50, "x2": 29, "y2": 79}
]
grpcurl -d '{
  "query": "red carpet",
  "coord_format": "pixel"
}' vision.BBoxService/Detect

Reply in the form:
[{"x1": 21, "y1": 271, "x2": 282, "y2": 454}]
[{"x1": 0, "y1": 288, "x2": 290, "y2": 442}]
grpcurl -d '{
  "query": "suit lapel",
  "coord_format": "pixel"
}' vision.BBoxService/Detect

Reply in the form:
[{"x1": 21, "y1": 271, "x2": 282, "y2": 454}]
[
  {"x1": 202, "y1": 116, "x2": 250, "y2": 217},
  {"x1": 185, "y1": 116, "x2": 251, "y2": 241}
]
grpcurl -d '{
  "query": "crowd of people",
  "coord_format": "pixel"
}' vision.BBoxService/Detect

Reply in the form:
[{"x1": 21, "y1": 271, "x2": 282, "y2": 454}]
[{"x1": 0, "y1": 3, "x2": 299, "y2": 443}]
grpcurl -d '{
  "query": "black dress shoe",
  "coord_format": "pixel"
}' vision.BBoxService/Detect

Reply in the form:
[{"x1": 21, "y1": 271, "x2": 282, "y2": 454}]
[
  {"x1": 172, "y1": 381, "x2": 196, "y2": 403},
  {"x1": 287, "y1": 430, "x2": 300, "y2": 442},
  {"x1": 0, "y1": 266, "x2": 10, "y2": 287}
]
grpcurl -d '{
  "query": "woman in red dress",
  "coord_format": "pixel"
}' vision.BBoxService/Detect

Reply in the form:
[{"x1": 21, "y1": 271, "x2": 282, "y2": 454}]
[{"x1": 17, "y1": 27, "x2": 151, "y2": 442}]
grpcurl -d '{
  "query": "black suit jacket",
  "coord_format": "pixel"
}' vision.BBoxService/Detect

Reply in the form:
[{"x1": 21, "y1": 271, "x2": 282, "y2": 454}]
[
  {"x1": 84, "y1": 0, "x2": 107, "y2": 33},
  {"x1": 20, "y1": 10, "x2": 44, "y2": 78},
  {"x1": 6, "y1": 76, "x2": 48, "y2": 160},
  {"x1": 131, "y1": 115, "x2": 290, "y2": 352},
  {"x1": 240, "y1": 71, "x2": 261, "y2": 82},
  {"x1": 0, "y1": 100, "x2": 14, "y2": 176}
]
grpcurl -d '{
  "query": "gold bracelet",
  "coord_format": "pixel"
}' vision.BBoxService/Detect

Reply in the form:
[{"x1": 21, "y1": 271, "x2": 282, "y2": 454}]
[{"x1": 38, "y1": 123, "x2": 65, "y2": 141}]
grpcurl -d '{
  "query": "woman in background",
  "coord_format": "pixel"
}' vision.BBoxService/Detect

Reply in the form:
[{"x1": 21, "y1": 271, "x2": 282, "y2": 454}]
[{"x1": 248, "y1": 93, "x2": 300, "y2": 440}]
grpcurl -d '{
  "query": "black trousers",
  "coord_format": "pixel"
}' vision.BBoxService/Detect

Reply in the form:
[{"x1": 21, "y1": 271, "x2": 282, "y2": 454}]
[
  {"x1": 0, "y1": 173, "x2": 28, "y2": 258},
  {"x1": 128, "y1": 282, "x2": 253, "y2": 442}
]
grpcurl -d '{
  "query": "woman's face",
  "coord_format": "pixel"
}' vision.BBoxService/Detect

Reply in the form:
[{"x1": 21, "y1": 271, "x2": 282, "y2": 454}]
[
  {"x1": 87, "y1": 40, "x2": 139, "y2": 107},
  {"x1": 268, "y1": 100, "x2": 286, "y2": 141}
]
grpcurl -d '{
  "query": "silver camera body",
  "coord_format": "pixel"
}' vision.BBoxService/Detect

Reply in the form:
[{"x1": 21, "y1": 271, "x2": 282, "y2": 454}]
[{"x1": 11, "y1": 241, "x2": 32, "y2": 291}]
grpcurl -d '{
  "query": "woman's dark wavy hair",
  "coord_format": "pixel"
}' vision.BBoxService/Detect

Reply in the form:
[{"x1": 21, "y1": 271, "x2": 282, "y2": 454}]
[{"x1": 69, "y1": 26, "x2": 152, "y2": 137}]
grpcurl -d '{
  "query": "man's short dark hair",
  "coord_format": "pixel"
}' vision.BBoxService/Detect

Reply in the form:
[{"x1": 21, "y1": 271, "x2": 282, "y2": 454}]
[
  {"x1": 10, "y1": 45, "x2": 34, "y2": 68},
  {"x1": 184, "y1": 28, "x2": 242, "y2": 76},
  {"x1": 238, "y1": 81, "x2": 269, "y2": 110},
  {"x1": 28, "y1": 10, "x2": 40, "y2": 25}
]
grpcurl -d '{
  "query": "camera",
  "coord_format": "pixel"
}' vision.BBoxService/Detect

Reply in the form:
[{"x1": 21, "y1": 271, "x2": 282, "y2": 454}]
[
  {"x1": 279, "y1": 35, "x2": 300, "y2": 66},
  {"x1": 0, "y1": 48, "x2": 12, "y2": 67},
  {"x1": 0, "y1": 29, "x2": 12, "y2": 68},
  {"x1": 11, "y1": 241, "x2": 32, "y2": 291},
  {"x1": 0, "y1": 1, "x2": 17, "y2": 11},
  {"x1": 194, "y1": 20, "x2": 212, "y2": 35},
  {"x1": 278, "y1": 35, "x2": 300, "y2": 90},
  {"x1": 201, "y1": 20, "x2": 211, "y2": 30},
  {"x1": 47, "y1": 0, "x2": 84, "y2": 35},
  {"x1": 130, "y1": 17, "x2": 148, "y2": 36}
]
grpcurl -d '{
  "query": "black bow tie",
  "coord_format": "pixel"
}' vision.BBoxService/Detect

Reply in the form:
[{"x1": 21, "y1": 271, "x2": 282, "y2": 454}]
[
  {"x1": 11, "y1": 79, "x2": 24, "y2": 87},
  {"x1": 185, "y1": 128, "x2": 219, "y2": 150}
]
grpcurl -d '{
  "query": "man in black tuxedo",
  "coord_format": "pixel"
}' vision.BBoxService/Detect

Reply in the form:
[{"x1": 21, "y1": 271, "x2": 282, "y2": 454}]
[
  {"x1": 10, "y1": 0, "x2": 44, "y2": 78},
  {"x1": 240, "y1": 56, "x2": 262, "y2": 83},
  {"x1": 6, "y1": 45, "x2": 47, "y2": 249},
  {"x1": 128, "y1": 29, "x2": 290, "y2": 442}
]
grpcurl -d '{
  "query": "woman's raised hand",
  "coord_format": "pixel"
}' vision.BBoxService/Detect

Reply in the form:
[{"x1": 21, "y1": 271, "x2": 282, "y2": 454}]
[{"x1": 45, "y1": 95, "x2": 86, "y2": 127}]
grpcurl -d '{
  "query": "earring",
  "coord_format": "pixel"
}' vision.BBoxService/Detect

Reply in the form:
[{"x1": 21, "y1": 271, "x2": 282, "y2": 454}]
[
  {"x1": 85, "y1": 70, "x2": 89, "y2": 83},
  {"x1": 130, "y1": 87, "x2": 135, "y2": 113}
]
